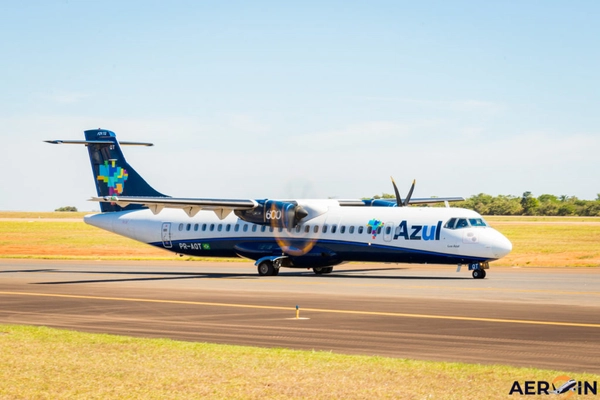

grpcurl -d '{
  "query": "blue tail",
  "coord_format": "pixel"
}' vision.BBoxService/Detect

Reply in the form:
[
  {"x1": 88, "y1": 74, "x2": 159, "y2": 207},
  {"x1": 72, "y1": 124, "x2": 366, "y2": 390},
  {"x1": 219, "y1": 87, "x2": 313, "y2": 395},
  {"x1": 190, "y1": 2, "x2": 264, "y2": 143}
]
[{"x1": 85, "y1": 129, "x2": 167, "y2": 212}]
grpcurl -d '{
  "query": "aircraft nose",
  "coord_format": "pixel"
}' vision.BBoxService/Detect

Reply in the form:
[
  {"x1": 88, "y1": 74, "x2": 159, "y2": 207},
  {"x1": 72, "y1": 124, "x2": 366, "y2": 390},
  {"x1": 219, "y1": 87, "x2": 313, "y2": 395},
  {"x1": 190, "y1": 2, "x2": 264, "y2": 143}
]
[{"x1": 491, "y1": 231, "x2": 512, "y2": 258}]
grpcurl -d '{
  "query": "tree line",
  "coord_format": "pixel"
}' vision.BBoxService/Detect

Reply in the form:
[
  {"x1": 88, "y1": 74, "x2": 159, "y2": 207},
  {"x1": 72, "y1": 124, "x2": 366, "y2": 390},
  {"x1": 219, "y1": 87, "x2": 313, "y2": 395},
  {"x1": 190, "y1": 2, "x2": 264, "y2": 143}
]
[
  {"x1": 373, "y1": 192, "x2": 600, "y2": 216},
  {"x1": 457, "y1": 192, "x2": 600, "y2": 216}
]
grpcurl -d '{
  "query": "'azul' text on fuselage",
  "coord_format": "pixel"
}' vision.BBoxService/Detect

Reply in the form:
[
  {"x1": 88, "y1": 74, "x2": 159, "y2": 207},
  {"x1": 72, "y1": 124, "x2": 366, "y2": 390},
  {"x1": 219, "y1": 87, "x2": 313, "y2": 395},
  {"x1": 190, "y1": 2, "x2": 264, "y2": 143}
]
[{"x1": 392, "y1": 221, "x2": 442, "y2": 241}]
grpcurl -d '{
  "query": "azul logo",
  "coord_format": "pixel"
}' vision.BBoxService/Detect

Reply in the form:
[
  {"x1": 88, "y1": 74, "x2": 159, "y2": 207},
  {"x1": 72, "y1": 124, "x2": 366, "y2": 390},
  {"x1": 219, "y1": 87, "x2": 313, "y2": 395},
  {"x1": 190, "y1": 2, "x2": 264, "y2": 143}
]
[
  {"x1": 509, "y1": 376, "x2": 597, "y2": 397},
  {"x1": 97, "y1": 160, "x2": 128, "y2": 196},
  {"x1": 366, "y1": 220, "x2": 443, "y2": 241},
  {"x1": 393, "y1": 220, "x2": 442, "y2": 241},
  {"x1": 366, "y1": 219, "x2": 384, "y2": 239}
]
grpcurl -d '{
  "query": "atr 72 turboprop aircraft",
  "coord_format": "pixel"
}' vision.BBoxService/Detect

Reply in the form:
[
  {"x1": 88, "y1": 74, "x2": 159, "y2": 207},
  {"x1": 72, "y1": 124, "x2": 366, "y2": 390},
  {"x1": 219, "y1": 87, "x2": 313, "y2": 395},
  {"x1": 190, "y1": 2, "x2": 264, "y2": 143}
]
[{"x1": 47, "y1": 129, "x2": 512, "y2": 279}]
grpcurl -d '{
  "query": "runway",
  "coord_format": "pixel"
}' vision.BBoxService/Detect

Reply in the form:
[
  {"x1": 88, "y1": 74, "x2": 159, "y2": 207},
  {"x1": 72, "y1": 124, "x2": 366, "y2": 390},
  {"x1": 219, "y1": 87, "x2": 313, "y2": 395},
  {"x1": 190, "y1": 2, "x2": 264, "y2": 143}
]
[{"x1": 1, "y1": 259, "x2": 599, "y2": 373}]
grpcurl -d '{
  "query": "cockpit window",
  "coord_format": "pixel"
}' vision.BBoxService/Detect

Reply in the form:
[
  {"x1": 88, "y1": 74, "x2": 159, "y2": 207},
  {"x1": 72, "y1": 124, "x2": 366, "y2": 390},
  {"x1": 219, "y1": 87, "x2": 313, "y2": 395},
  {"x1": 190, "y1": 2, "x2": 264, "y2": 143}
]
[
  {"x1": 469, "y1": 218, "x2": 487, "y2": 227},
  {"x1": 445, "y1": 217, "x2": 488, "y2": 230},
  {"x1": 455, "y1": 218, "x2": 469, "y2": 229},
  {"x1": 444, "y1": 218, "x2": 456, "y2": 229}
]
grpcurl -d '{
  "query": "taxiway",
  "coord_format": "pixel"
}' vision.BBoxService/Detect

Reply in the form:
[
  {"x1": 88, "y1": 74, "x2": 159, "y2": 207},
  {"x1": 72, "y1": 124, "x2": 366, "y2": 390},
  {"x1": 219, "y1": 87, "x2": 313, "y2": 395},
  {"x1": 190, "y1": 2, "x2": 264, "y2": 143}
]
[{"x1": 0, "y1": 260, "x2": 599, "y2": 373}]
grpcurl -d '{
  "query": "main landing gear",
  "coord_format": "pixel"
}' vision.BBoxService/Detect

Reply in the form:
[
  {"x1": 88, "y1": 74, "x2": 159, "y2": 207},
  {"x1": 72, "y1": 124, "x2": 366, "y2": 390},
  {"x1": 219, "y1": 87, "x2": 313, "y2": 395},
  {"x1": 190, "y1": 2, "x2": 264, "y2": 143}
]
[
  {"x1": 256, "y1": 260, "x2": 334, "y2": 276},
  {"x1": 257, "y1": 260, "x2": 279, "y2": 276},
  {"x1": 313, "y1": 267, "x2": 333, "y2": 275}
]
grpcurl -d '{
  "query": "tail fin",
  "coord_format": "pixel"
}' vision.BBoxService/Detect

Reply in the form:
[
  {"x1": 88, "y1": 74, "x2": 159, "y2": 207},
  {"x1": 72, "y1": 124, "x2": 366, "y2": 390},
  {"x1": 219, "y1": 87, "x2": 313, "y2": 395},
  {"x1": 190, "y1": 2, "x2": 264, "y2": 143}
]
[{"x1": 84, "y1": 129, "x2": 167, "y2": 212}]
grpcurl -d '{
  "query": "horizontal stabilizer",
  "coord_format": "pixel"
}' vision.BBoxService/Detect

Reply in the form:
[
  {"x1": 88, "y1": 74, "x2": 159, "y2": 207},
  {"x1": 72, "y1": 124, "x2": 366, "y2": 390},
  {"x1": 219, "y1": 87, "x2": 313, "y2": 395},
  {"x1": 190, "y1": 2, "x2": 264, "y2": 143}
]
[{"x1": 45, "y1": 140, "x2": 154, "y2": 146}]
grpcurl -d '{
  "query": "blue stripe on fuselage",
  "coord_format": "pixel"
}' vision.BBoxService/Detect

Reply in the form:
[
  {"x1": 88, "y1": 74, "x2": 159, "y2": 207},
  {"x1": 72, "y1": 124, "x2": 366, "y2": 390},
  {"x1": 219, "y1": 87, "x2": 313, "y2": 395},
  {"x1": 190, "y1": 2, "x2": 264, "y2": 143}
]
[{"x1": 149, "y1": 236, "x2": 491, "y2": 265}]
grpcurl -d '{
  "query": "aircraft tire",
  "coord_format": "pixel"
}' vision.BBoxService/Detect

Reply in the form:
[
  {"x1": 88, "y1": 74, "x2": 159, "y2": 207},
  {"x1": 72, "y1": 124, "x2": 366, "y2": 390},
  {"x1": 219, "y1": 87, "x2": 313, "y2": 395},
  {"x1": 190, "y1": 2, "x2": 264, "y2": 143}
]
[
  {"x1": 313, "y1": 267, "x2": 324, "y2": 275},
  {"x1": 258, "y1": 261, "x2": 275, "y2": 276},
  {"x1": 272, "y1": 268, "x2": 280, "y2": 276},
  {"x1": 323, "y1": 267, "x2": 333, "y2": 274},
  {"x1": 472, "y1": 269, "x2": 486, "y2": 279}
]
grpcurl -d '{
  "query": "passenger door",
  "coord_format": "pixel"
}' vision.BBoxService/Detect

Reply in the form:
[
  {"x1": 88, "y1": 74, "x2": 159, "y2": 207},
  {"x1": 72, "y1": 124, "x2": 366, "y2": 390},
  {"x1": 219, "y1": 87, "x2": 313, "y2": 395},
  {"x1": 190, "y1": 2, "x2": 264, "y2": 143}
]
[{"x1": 161, "y1": 222, "x2": 172, "y2": 248}]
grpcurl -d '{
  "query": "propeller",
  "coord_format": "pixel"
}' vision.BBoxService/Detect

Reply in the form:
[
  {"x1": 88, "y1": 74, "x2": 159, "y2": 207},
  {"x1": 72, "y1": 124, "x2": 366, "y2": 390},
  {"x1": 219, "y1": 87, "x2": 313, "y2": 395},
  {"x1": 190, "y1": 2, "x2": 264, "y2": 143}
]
[
  {"x1": 265, "y1": 201, "x2": 315, "y2": 256},
  {"x1": 390, "y1": 177, "x2": 416, "y2": 207}
]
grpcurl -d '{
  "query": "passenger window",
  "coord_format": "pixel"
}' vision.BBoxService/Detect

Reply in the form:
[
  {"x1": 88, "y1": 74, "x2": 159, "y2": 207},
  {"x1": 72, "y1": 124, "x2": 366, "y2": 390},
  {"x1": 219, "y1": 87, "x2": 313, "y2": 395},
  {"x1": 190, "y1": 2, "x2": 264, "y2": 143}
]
[
  {"x1": 178, "y1": 223, "x2": 184, "y2": 231},
  {"x1": 305, "y1": 226, "x2": 310, "y2": 233},
  {"x1": 186, "y1": 224, "x2": 191, "y2": 231},
  {"x1": 377, "y1": 227, "x2": 382, "y2": 234},
  {"x1": 217, "y1": 224, "x2": 223, "y2": 232},
  {"x1": 331, "y1": 225, "x2": 337, "y2": 234},
  {"x1": 226, "y1": 224, "x2": 231, "y2": 232},
  {"x1": 252, "y1": 225, "x2": 257, "y2": 232},
  {"x1": 456, "y1": 219, "x2": 469, "y2": 229},
  {"x1": 269, "y1": 226, "x2": 274, "y2": 232},
  {"x1": 444, "y1": 218, "x2": 457, "y2": 229},
  {"x1": 278, "y1": 227, "x2": 283, "y2": 233},
  {"x1": 295, "y1": 225, "x2": 301, "y2": 233},
  {"x1": 340, "y1": 226, "x2": 346, "y2": 234},
  {"x1": 314, "y1": 226, "x2": 319, "y2": 233},
  {"x1": 202, "y1": 223, "x2": 207, "y2": 231},
  {"x1": 194, "y1": 224, "x2": 199, "y2": 231},
  {"x1": 243, "y1": 225, "x2": 248, "y2": 232},
  {"x1": 323, "y1": 225, "x2": 328, "y2": 233},
  {"x1": 261, "y1": 226, "x2": 266, "y2": 232},
  {"x1": 385, "y1": 226, "x2": 391, "y2": 234},
  {"x1": 210, "y1": 224, "x2": 215, "y2": 231},
  {"x1": 358, "y1": 226, "x2": 363, "y2": 234},
  {"x1": 234, "y1": 224, "x2": 240, "y2": 232},
  {"x1": 367, "y1": 226, "x2": 372, "y2": 234},
  {"x1": 349, "y1": 226, "x2": 355, "y2": 234}
]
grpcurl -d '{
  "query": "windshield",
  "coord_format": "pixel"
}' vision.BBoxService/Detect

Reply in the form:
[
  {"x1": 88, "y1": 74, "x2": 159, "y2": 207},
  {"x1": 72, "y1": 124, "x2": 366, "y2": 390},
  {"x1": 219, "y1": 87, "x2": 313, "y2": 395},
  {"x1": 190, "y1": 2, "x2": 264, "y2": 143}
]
[
  {"x1": 444, "y1": 217, "x2": 488, "y2": 229},
  {"x1": 469, "y1": 218, "x2": 487, "y2": 227}
]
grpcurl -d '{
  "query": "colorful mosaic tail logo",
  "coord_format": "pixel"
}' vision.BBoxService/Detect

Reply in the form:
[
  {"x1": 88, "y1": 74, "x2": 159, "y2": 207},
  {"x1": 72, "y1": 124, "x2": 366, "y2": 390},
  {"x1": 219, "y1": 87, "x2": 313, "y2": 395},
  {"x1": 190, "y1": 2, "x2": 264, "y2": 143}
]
[{"x1": 97, "y1": 160, "x2": 129, "y2": 196}]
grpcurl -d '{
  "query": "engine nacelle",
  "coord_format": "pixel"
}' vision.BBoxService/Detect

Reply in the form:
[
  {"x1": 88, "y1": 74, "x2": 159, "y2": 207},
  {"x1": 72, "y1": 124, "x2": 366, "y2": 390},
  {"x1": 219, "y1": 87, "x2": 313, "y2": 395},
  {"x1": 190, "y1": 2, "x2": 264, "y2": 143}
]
[
  {"x1": 234, "y1": 200, "x2": 307, "y2": 229},
  {"x1": 363, "y1": 199, "x2": 397, "y2": 207}
]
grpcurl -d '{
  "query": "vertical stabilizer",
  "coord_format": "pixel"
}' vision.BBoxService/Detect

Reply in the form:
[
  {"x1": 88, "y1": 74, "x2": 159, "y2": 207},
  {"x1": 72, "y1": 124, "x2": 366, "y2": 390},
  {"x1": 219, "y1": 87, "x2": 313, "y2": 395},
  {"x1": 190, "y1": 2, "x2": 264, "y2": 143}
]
[{"x1": 84, "y1": 129, "x2": 167, "y2": 212}]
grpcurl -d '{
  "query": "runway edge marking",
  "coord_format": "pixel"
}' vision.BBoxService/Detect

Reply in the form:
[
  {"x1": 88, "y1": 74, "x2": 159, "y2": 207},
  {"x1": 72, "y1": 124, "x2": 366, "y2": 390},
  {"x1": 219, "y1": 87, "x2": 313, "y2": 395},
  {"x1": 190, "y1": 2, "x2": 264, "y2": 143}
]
[{"x1": 1, "y1": 291, "x2": 599, "y2": 329}]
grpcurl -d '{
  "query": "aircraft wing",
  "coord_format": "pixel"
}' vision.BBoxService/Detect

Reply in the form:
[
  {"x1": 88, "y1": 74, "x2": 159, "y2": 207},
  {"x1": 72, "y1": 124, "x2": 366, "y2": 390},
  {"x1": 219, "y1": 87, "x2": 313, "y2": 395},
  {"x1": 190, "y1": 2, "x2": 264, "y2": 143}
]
[
  {"x1": 91, "y1": 196, "x2": 258, "y2": 219},
  {"x1": 337, "y1": 197, "x2": 464, "y2": 207}
]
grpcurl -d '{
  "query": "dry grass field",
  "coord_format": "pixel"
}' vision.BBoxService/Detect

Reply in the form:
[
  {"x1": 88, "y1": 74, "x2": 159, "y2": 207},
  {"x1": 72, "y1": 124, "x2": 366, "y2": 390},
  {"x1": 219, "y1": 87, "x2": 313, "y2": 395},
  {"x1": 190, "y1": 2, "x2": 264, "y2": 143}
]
[
  {"x1": 1, "y1": 324, "x2": 598, "y2": 400},
  {"x1": 0, "y1": 212, "x2": 599, "y2": 267},
  {"x1": 486, "y1": 216, "x2": 600, "y2": 267}
]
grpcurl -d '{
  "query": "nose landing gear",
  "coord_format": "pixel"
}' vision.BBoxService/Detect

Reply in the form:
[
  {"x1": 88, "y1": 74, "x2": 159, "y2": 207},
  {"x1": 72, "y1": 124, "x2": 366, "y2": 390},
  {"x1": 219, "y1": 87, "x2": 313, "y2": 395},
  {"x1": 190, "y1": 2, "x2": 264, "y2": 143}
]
[
  {"x1": 468, "y1": 262, "x2": 488, "y2": 279},
  {"x1": 472, "y1": 268, "x2": 486, "y2": 279}
]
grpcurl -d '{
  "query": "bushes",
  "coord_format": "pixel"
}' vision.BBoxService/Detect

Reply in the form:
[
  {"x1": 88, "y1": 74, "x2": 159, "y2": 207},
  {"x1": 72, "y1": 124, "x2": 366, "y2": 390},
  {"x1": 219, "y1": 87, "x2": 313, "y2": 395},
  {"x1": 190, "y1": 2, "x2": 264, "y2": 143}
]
[
  {"x1": 458, "y1": 193, "x2": 600, "y2": 216},
  {"x1": 54, "y1": 206, "x2": 78, "y2": 212}
]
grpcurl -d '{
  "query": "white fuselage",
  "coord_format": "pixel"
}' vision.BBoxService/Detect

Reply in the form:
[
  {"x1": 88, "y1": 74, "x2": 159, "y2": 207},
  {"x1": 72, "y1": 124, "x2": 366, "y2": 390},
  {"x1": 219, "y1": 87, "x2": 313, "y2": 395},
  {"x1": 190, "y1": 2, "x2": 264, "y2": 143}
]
[{"x1": 85, "y1": 200, "x2": 512, "y2": 266}]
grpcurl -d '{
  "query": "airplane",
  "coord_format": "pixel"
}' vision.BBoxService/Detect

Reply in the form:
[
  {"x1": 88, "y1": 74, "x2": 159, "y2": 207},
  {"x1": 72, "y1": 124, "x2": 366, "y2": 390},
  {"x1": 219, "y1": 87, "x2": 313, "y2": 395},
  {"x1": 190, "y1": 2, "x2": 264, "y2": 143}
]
[
  {"x1": 46, "y1": 129, "x2": 512, "y2": 279},
  {"x1": 551, "y1": 379, "x2": 579, "y2": 395}
]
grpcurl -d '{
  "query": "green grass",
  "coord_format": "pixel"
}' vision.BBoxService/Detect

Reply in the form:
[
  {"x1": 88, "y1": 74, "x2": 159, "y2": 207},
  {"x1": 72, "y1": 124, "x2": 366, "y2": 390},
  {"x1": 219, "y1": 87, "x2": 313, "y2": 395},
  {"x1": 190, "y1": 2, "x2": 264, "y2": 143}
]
[{"x1": 1, "y1": 324, "x2": 597, "y2": 399}]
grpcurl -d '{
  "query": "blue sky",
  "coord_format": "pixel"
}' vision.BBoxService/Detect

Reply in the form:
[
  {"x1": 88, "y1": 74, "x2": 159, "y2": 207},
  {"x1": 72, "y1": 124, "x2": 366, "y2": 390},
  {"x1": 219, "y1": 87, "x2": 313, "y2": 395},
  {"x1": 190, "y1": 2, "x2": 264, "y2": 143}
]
[{"x1": 1, "y1": 1, "x2": 599, "y2": 211}]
